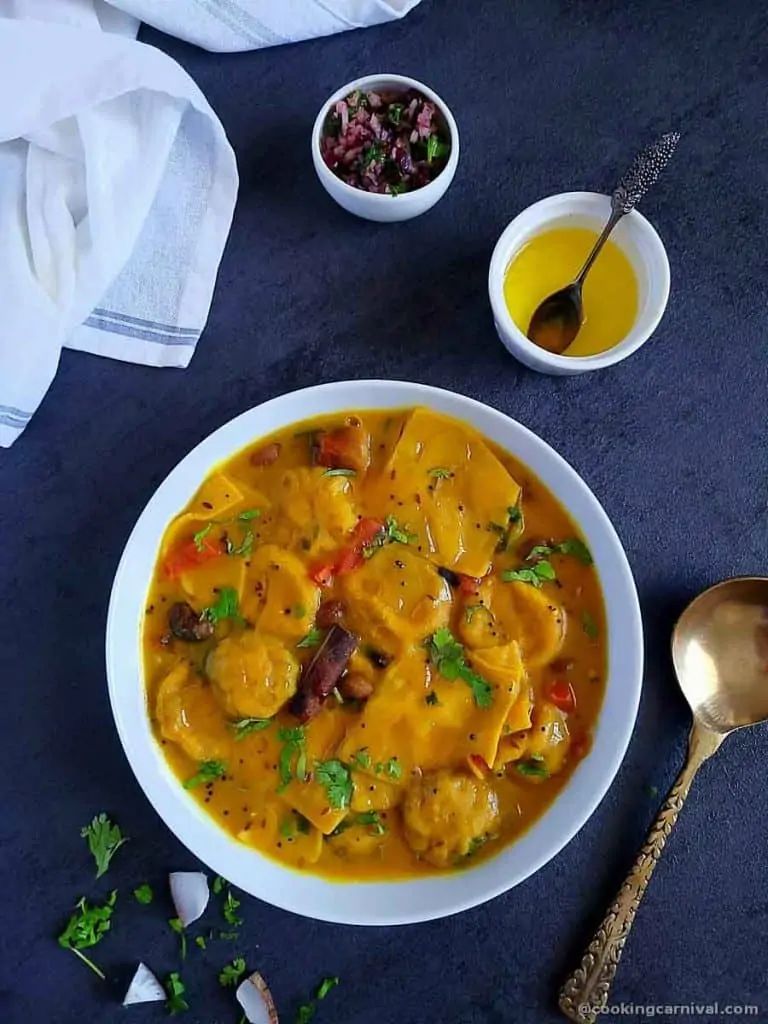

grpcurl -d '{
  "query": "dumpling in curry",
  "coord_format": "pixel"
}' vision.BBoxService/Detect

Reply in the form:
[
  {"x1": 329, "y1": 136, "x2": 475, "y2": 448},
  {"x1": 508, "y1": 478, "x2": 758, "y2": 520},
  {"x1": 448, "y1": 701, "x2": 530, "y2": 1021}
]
[
  {"x1": 206, "y1": 632, "x2": 299, "y2": 719},
  {"x1": 403, "y1": 769, "x2": 500, "y2": 867}
]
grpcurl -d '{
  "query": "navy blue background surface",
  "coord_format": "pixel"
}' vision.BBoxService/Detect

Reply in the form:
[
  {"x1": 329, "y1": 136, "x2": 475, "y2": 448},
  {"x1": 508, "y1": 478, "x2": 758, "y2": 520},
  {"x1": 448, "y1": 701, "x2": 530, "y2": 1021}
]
[{"x1": 2, "y1": 1, "x2": 767, "y2": 1021}]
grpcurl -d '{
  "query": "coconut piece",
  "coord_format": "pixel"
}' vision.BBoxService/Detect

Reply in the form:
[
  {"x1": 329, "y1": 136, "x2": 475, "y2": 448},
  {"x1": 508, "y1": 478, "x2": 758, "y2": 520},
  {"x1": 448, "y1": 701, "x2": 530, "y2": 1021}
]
[
  {"x1": 123, "y1": 963, "x2": 165, "y2": 1006},
  {"x1": 236, "y1": 971, "x2": 279, "y2": 1024},
  {"x1": 169, "y1": 871, "x2": 209, "y2": 927}
]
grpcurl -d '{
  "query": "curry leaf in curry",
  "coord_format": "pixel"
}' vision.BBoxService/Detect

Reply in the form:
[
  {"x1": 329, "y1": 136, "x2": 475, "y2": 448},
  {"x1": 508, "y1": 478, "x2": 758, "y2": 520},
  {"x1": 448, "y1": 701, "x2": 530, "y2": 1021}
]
[
  {"x1": 315, "y1": 759, "x2": 353, "y2": 810},
  {"x1": 297, "y1": 627, "x2": 323, "y2": 649},
  {"x1": 232, "y1": 717, "x2": 272, "y2": 740},
  {"x1": 202, "y1": 587, "x2": 243, "y2": 626},
  {"x1": 428, "y1": 627, "x2": 494, "y2": 709},
  {"x1": 218, "y1": 957, "x2": 247, "y2": 988},
  {"x1": 57, "y1": 890, "x2": 117, "y2": 979},
  {"x1": 165, "y1": 972, "x2": 189, "y2": 1015},
  {"x1": 80, "y1": 813, "x2": 128, "y2": 878},
  {"x1": 183, "y1": 759, "x2": 227, "y2": 790},
  {"x1": 133, "y1": 884, "x2": 153, "y2": 905},
  {"x1": 582, "y1": 610, "x2": 599, "y2": 639}
]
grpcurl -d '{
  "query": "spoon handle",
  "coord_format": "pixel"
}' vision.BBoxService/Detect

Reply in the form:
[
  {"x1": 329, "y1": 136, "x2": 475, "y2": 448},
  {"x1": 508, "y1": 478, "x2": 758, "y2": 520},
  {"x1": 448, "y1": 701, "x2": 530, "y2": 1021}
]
[
  {"x1": 558, "y1": 721, "x2": 724, "y2": 1024},
  {"x1": 611, "y1": 131, "x2": 680, "y2": 216}
]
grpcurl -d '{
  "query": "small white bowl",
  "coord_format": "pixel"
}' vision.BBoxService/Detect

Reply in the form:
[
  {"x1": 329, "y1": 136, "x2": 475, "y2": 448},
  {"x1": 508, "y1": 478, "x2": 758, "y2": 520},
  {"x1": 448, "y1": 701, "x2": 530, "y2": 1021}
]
[
  {"x1": 488, "y1": 192, "x2": 670, "y2": 375},
  {"x1": 311, "y1": 73, "x2": 459, "y2": 223},
  {"x1": 106, "y1": 380, "x2": 643, "y2": 926}
]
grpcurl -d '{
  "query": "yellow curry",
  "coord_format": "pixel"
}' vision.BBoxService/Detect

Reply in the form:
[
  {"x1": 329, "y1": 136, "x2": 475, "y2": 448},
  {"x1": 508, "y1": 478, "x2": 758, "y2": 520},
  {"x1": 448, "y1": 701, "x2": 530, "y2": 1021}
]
[{"x1": 143, "y1": 408, "x2": 606, "y2": 879}]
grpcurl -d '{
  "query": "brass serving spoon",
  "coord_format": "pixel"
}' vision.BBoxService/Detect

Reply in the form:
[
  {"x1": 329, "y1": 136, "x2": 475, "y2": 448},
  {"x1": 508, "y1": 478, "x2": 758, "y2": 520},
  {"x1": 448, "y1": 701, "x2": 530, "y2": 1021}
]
[
  {"x1": 527, "y1": 132, "x2": 680, "y2": 355},
  {"x1": 559, "y1": 576, "x2": 768, "y2": 1023}
]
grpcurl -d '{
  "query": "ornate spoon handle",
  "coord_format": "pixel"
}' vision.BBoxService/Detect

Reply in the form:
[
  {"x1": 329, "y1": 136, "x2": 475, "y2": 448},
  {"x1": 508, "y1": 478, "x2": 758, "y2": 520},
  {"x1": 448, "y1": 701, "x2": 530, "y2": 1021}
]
[
  {"x1": 611, "y1": 131, "x2": 680, "y2": 215},
  {"x1": 558, "y1": 721, "x2": 724, "y2": 1024}
]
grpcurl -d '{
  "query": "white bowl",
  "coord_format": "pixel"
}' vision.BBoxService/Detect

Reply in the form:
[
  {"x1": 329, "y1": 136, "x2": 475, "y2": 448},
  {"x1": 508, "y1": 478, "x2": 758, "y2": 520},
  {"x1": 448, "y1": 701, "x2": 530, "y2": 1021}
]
[
  {"x1": 106, "y1": 381, "x2": 643, "y2": 925},
  {"x1": 488, "y1": 192, "x2": 670, "y2": 375},
  {"x1": 311, "y1": 74, "x2": 459, "y2": 223}
]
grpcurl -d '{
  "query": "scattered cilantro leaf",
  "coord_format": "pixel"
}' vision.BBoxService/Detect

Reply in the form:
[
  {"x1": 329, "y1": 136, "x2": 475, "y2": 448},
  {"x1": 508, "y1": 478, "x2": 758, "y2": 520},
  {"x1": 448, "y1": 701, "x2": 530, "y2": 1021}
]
[
  {"x1": 169, "y1": 917, "x2": 187, "y2": 960},
  {"x1": 202, "y1": 587, "x2": 243, "y2": 626},
  {"x1": 297, "y1": 628, "x2": 323, "y2": 649},
  {"x1": 193, "y1": 522, "x2": 214, "y2": 551},
  {"x1": 349, "y1": 747, "x2": 372, "y2": 771},
  {"x1": 428, "y1": 627, "x2": 494, "y2": 708},
  {"x1": 582, "y1": 610, "x2": 599, "y2": 639},
  {"x1": 428, "y1": 467, "x2": 452, "y2": 479},
  {"x1": 315, "y1": 759, "x2": 353, "y2": 809},
  {"x1": 195, "y1": 935, "x2": 207, "y2": 950},
  {"x1": 425, "y1": 690, "x2": 440, "y2": 706},
  {"x1": 375, "y1": 757, "x2": 402, "y2": 781},
  {"x1": 427, "y1": 134, "x2": 440, "y2": 162},
  {"x1": 57, "y1": 890, "x2": 117, "y2": 979},
  {"x1": 133, "y1": 884, "x2": 153, "y2": 905},
  {"x1": 223, "y1": 889, "x2": 242, "y2": 928},
  {"x1": 280, "y1": 817, "x2": 295, "y2": 839},
  {"x1": 363, "y1": 142, "x2": 383, "y2": 166},
  {"x1": 466, "y1": 835, "x2": 489, "y2": 858},
  {"x1": 277, "y1": 727, "x2": 307, "y2": 791},
  {"x1": 557, "y1": 537, "x2": 593, "y2": 565},
  {"x1": 165, "y1": 972, "x2": 189, "y2": 1015},
  {"x1": 322, "y1": 468, "x2": 357, "y2": 478},
  {"x1": 225, "y1": 528, "x2": 254, "y2": 558},
  {"x1": 355, "y1": 811, "x2": 387, "y2": 836},
  {"x1": 218, "y1": 957, "x2": 247, "y2": 988},
  {"x1": 80, "y1": 813, "x2": 128, "y2": 878},
  {"x1": 238, "y1": 508, "x2": 261, "y2": 521},
  {"x1": 317, "y1": 977, "x2": 340, "y2": 1000},
  {"x1": 501, "y1": 561, "x2": 556, "y2": 587},
  {"x1": 388, "y1": 103, "x2": 403, "y2": 124},
  {"x1": 384, "y1": 514, "x2": 416, "y2": 545},
  {"x1": 516, "y1": 756, "x2": 549, "y2": 778},
  {"x1": 296, "y1": 1004, "x2": 315, "y2": 1024},
  {"x1": 294, "y1": 603, "x2": 307, "y2": 618},
  {"x1": 183, "y1": 759, "x2": 226, "y2": 790},
  {"x1": 232, "y1": 717, "x2": 272, "y2": 740},
  {"x1": 212, "y1": 876, "x2": 226, "y2": 896}
]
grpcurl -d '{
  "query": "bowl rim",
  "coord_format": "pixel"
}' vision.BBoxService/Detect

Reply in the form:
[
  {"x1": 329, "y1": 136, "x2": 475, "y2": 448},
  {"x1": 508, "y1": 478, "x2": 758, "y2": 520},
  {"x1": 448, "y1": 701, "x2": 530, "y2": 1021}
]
[
  {"x1": 488, "y1": 191, "x2": 671, "y2": 371},
  {"x1": 311, "y1": 73, "x2": 460, "y2": 203},
  {"x1": 106, "y1": 380, "x2": 643, "y2": 926}
]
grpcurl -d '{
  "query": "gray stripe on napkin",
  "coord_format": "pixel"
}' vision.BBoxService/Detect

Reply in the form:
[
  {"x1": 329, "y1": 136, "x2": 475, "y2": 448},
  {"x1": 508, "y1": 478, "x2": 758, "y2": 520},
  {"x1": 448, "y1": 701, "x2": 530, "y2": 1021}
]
[
  {"x1": 311, "y1": 0, "x2": 359, "y2": 28},
  {"x1": 192, "y1": 0, "x2": 291, "y2": 45},
  {"x1": 84, "y1": 315, "x2": 199, "y2": 347},
  {"x1": 91, "y1": 308, "x2": 199, "y2": 337},
  {"x1": 0, "y1": 404, "x2": 31, "y2": 423}
]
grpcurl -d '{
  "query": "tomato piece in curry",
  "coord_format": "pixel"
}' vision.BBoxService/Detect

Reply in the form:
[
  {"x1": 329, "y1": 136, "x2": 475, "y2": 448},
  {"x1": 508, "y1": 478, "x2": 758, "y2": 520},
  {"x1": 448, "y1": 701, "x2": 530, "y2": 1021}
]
[{"x1": 142, "y1": 408, "x2": 607, "y2": 879}]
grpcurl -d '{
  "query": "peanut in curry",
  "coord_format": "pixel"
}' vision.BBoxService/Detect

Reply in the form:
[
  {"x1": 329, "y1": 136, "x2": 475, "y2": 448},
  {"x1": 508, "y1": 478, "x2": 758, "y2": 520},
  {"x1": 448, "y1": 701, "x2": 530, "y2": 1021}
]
[{"x1": 142, "y1": 408, "x2": 606, "y2": 879}]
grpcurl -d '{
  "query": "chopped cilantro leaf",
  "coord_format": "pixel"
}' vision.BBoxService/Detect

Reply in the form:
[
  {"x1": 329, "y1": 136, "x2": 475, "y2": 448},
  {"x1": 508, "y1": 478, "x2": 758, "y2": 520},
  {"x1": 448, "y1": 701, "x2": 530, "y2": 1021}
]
[
  {"x1": 388, "y1": 103, "x2": 403, "y2": 124},
  {"x1": 315, "y1": 759, "x2": 353, "y2": 809},
  {"x1": 202, "y1": 587, "x2": 243, "y2": 626},
  {"x1": 356, "y1": 811, "x2": 387, "y2": 836},
  {"x1": 223, "y1": 889, "x2": 242, "y2": 928},
  {"x1": 516, "y1": 757, "x2": 549, "y2": 778},
  {"x1": 232, "y1": 717, "x2": 272, "y2": 740},
  {"x1": 427, "y1": 134, "x2": 440, "y2": 162},
  {"x1": 218, "y1": 956, "x2": 247, "y2": 988},
  {"x1": 168, "y1": 917, "x2": 187, "y2": 959},
  {"x1": 165, "y1": 972, "x2": 189, "y2": 1015},
  {"x1": 501, "y1": 561, "x2": 556, "y2": 587},
  {"x1": 183, "y1": 759, "x2": 226, "y2": 790},
  {"x1": 384, "y1": 514, "x2": 416, "y2": 545},
  {"x1": 212, "y1": 875, "x2": 226, "y2": 895},
  {"x1": 428, "y1": 467, "x2": 452, "y2": 479},
  {"x1": 195, "y1": 935, "x2": 207, "y2": 950},
  {"x1": 193, "y1": 522, "x2": 214, "y2": 551},
  {"x1": 582, "y1": 610, "x2": 599, "y2": 639},
  {"x1": 280, "y1": 817, "x2": 295, "y2": 839},
  {"x1": 317, "y1": 976, "x2": 340, "y2": 1000},
  {"x1": 277, "y1": 727, "x2": 307, "y2": 791},
  {"x1": 557, "y1": 537, "x2": 593, "y2": 565},
  {"x1": 57, "y1": 890, "x2": 117, "y2": 979},
  {"x1": 428, "y1": 627, "x2": 494, "y2": 708},
  {"x1": 238, "y1": 508, "x2": 261, "y2": 521},
  {"x1": 133, "y1": 884, "x2": 153, "y2": 905},
  {"x1": 80, "y1": 813, "x2": 128, "y2": 878},
  {"x1": 225, "y1": 528, "x2": 254, "y2": 558},
  {"x1": 350, "y1": 747, "x2": 372, "y2": 771},
  {"x1": 375, "y1": 757, "x2": 402, "y2": 781},
  {"x1": 297, "y1": 627, "x2": 323, "y2": 648}
]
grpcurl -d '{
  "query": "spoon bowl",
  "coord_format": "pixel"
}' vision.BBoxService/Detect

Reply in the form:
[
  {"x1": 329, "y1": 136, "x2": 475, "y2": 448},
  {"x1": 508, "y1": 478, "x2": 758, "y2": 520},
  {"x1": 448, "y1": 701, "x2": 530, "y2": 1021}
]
[{"x1": 673, "y1": 576, "x2": 768, "y2": 733}]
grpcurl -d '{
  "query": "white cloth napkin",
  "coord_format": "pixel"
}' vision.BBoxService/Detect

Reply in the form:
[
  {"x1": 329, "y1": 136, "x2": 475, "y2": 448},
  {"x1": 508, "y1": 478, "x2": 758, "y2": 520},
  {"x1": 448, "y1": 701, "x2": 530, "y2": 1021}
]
[
  {"x1": 103, "y1": 0, "x2": 424, "y2": 53},
  {"x1": 0, "y1": 16, "x2": 238, "y2": 447}
]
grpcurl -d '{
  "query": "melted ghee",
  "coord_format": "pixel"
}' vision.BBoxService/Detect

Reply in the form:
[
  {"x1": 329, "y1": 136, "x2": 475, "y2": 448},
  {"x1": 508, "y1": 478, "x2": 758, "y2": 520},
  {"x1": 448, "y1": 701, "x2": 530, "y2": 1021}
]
[{"x1": 503, "y1": 226, "x2": 639, "y2": 357}]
